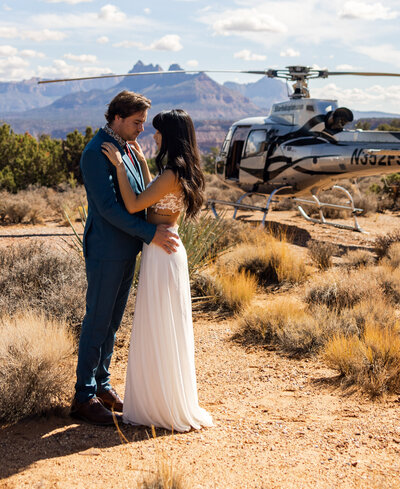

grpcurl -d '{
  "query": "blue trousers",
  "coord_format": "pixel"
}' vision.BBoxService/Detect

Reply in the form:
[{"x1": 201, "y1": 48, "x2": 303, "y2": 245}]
[{"x1": 75, "y1": 257, "x2": 137, "y2": 403}]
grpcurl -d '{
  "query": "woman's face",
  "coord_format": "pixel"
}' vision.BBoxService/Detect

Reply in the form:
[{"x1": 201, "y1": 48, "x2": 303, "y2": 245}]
[{"x1": 153, "y1": 130, "x2": 162, "y2": 150}]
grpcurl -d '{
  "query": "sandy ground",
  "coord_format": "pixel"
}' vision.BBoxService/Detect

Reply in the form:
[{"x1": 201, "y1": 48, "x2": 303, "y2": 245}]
[{"x1": 1, "y1": 208, "x2": 400, "y2": 489}]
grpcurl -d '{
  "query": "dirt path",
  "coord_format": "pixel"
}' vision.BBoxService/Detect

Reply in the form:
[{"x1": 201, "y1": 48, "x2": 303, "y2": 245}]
[
  {"x1": 1, "y1": 314, "x2": 400, "y2": 489},
  {"x1": 1, "y1": 211, "x2": 400, "y2": 488}
]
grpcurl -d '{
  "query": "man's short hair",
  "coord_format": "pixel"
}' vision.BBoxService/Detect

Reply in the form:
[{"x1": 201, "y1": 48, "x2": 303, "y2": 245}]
[{"x1": 105, "y1": 90, "x2": 151, "y2": 124}]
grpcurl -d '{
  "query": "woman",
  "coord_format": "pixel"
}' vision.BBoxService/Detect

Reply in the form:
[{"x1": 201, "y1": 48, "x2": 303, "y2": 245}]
[{"x1": 101, "y1": 109, "x2": 213, "y2": 432}]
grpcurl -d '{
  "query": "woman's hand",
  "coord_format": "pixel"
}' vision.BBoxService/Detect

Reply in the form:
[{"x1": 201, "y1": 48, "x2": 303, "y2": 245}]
[
  {"x1": 127, "y1": 140, "x2": 147, "y2": 164},
  {"x1": 101, "y1": 142, "x2": 124, "y2": 168}
]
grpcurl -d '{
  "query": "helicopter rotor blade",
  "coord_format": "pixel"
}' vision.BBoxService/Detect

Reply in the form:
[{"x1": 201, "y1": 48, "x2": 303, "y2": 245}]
[
  {"x1": 37, "y1": 67, "x2": 400, "y2": 85},
  {"x1": 37, "y1": 69, "x2": 272, "y2": 84},
  {"x1": 323, "y1": 71, "x2": 400, "y2": 77}
]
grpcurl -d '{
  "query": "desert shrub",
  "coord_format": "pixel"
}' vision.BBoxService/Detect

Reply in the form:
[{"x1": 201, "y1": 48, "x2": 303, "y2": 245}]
[
  {"x1": 237, "y1": 294, "x2": 397, "y2": 357},
  {"x1": 383, "y1": 242, "x2": 400, "y2": 269},
  {"x1": 375, "y1": 265, "x2": 400, "y2": 304},
  {"x1": 219, "y1": 235, "x2": 309, "y2": 288},
  {"x1": 374, "y1": 229, "x2": 400, "y2": 259},
  {"x1": 304, "y1": 268, "x2": 380, "y2": 309},
  {"x1": 352, "y1": 193, "x2": 378, "y2": 216},
  {"x1": 194, "y1": 268, "x2": 257, "y2": 314},
  {"x1": 307, "y1": 240, "x2": 338, "y2": 270},
  {"x1": 0, "y1": 189, "x2": 47, "y2": 224},
  {"x1": 214, "y1": 269, "x2": 257, "y2": 314},
  {"x1": 44, "y1": 184, "x2": 87, "y2": 222},
  {"x1": 324, "y1": 322, "x2": 400, "y2": 397},
  {"x1": 0, "y1": 311, "x2": 75, "y2": 422},
  {"x1": 343, "y1": 249, "x2": 375, "y2": 268},
  {"x1": 237, "y1": 298, "x2": 334, "y2": 355},
  {"x1": 178, "y1": 213, "x2": 235, "y2": 275},
  {"x1": 0, "y1": 240, "x2": 86, "y2": 325}
]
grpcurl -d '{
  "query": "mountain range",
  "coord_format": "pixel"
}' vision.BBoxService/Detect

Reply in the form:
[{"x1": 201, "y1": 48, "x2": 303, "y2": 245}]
[{"x1": 1, "y1": 61, "x2": 399, "y2": 153}]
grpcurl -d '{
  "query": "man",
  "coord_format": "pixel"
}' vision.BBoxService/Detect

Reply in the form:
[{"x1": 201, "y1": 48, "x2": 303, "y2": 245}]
[{"x1": 71, "y1": 90, "x2": 178, "y2": 425}]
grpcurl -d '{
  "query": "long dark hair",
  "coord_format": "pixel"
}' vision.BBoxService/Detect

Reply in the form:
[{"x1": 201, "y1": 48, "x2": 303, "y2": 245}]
[{"x1": 152, "y1": 109, "x2": 205, "y2": 219}]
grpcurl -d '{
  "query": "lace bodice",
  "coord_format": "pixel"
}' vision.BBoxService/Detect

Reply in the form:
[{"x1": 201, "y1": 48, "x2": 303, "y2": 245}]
[{"x1": 147, "y1": 175, "x2": 185, "y2": 214}]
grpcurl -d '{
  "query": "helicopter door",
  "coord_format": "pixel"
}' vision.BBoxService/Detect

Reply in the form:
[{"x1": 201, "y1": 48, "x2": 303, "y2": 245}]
[
  {"x1": 225, "y1": 125, "x2": 250, "y2": 180},
  {"x1": 241, "y1": 129, "x2": 268, "y2": 184}
]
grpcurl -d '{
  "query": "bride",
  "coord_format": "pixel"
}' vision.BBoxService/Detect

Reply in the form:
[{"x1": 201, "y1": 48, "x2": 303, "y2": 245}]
[{"x1": 101, "y1": 109, "x2": 213, "y2": 432}]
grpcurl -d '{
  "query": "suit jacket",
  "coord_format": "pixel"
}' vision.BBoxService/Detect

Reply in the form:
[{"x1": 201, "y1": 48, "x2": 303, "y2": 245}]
[{"x1": 80, "y1": 128, "x2": 156, "y2": 261}]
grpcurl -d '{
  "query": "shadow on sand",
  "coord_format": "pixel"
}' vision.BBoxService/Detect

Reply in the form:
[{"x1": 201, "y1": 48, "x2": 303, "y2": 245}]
[{"x1": 0, "y1": 413, "x2": 174, "y2": 480}]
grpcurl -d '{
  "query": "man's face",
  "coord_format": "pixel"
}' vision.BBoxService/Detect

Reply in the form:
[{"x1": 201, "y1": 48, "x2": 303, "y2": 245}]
[{"x1": 112, "y1": 110, "x2": 148, "y2": 142}]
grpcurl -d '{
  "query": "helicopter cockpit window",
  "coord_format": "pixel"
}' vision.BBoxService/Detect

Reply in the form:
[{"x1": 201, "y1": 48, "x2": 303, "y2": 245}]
[{"x1": 244, "y1": 130, "x2": 268, "y2": 157}]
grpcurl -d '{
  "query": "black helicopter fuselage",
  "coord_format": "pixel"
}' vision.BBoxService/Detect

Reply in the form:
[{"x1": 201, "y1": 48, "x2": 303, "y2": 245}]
[{"x1": 217, "y1": 98, "x2": 400, "y2": 197}]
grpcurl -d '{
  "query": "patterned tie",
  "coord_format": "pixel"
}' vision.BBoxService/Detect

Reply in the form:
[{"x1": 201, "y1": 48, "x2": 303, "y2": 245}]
[{"x1": 124, "y1": 143, "x2": 137, "y2": 169}]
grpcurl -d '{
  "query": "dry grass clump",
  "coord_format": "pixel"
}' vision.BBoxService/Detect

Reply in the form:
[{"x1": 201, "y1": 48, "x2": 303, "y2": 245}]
[
  {"x1": 0, "y1": 311, "x2": 75, "y2": 422},
  {"x1": 343, "y1": 249, "x2": 375, "y2": 268},
  {"x1": 138, "y1": 459, "x2": 189, "y2": 489},
  {"x1": 44, "y1": 184, "x2": 87, "y2": 223},
  {"x1": 237, "y1": 298, "x2": 337, "y2": 355},
  {"x1": 324, "y1": 322, "x2": 400, "y2": 397},
  {"x1": 190, "y1": 268, "x2": 257, "y2": 314},
  {"x1": 218, "y1": 233, "x2": 309, "y2": 288},
  {"x1": 374, "y1": 229, "x2": 400, "y2": 259},
  {"x1": 0, "y1": 240, "x2": 86, "y2": 325},
  {"x1": 0, "y1": 189, "x2": 47, "y2": 224},
  {"x1": 0, "y1": 185, "x2": 87, "y2": 225},
  {"x1": 383, "y1": 242, "x2": 400, "y2": 269},
  {"x1": 215, "y1": 269, "x2": 257, "y2": 313},
  {"x1": 307, "y1": 240, "x2": 339, "y2": 270},
  {"x1": 304, "y1": 268, "x2": 380, "y2": 309},
  {"x1": 237, "y1": 294, "x2": 397, "y2": 358}
]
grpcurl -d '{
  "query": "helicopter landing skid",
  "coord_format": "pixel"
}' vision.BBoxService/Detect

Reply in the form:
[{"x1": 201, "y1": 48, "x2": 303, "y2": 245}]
[
  {"x1": 208, "y1": 186, "x2": 292, "y2": 227},
  {"x1": 294, "y1": 185, "x2": 366, "y2": 233}
]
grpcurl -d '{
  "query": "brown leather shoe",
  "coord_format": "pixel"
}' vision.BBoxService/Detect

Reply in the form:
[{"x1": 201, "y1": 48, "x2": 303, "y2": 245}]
[
  {"x1": 97, "y1": 388, "x2": 123, "y2": 412},
  {"x1": 70, "y1": 397, "x2": 121, "y2": 426}
]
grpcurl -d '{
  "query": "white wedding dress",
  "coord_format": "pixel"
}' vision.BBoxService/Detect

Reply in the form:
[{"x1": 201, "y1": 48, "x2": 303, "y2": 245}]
[{"x1": 123, "y1": 185, "x2": 213, "y2": 432}]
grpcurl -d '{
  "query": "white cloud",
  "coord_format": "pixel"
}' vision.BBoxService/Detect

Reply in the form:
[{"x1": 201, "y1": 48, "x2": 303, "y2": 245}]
[
  {"x1": 144, "y1": 8, "x2": 151, "y2": 14},
  {"x1": 339, "y1": 1, "x2": 398, "y2": 20},
  {"x1": 212, "y1": 9, "x2": 287, "y2": 35},
  {"x1": 335, "y1": 64, "x2": 361, "y2": 70},
  {"x1": 234, "y1": 49, "x2": 266, "y2": 61},
  {"x1": 311, "y1": 82, "x2": 400, "y2": 110},
  {"x1": 280, "y1": 48, "x2": 300, "y2": 57},
  {"x1": 114, "y1": 34, "x2": 183, "y2": 52},
  {"x1": 0, "y1": 27, "x2": 18, "y2": 38},
  {"x1": 0, "y1": 56, "x2": 29, "y2": 72},
  {"x1": 36, "y1": 59, "x2": 112, "y2": 80},
  {"x1": 0, "y1": 44, "x2": 17, "y2": 56},
  {"x1": 3, "y1": 4, "x2": 11, "y2": 11},
  {"x1": 0, "y1": 45, "x2": 45, "y2": 58},
  {"x1": 97, "y1": 36, "x2": 109, "y2": 44},
  {"x1": 64, "y1": 53, "x2": 98, "y2": 63},
  {"x1": 151, "y1": 34, "x2": 182, "y2": 51},
  {"x1": 23, "y1": 29, "x2": 67, "y2": 42},
  {"x1": 20, "y1": 49, "x2": 45, "y2": 59},
  {"x1": 355, "y1": 44, "x2": 400, "y2": 68},
  {"x1": 98, "y1": 4, "x2": 126, "y2": 22},
  {"x1": 187, "y1": 59, "x2": 199, "y2": 67},
  {"x1": 45, "y1": 0, "x2": 93, "y2": 4}
]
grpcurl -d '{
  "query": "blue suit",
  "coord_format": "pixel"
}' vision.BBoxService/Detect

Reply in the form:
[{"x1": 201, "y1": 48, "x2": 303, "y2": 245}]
[{"x1": 75, "y1": 128, "x2": 156, "y2": 403}]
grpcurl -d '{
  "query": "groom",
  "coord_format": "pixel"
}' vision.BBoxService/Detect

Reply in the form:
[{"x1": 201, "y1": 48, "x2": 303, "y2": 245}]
[{"x1": 71, "y1": 90, "x2": 178, "y2": 425}]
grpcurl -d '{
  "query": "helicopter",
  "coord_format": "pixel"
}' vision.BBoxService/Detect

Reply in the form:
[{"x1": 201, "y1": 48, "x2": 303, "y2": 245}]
[{"x1": 39, "y1": 65, "x2": 400, "y2": 232}]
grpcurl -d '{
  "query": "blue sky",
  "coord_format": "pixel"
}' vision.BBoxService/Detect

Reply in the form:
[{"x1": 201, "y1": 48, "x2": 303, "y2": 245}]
[{"x1": 1, "y1": 0, "x2": 400, "y2": 113}]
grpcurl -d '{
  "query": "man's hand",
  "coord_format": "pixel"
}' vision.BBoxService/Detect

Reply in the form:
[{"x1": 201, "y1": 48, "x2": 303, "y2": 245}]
[{"x1": 152, "y1": 224, "x2": 179, "y2": 254}]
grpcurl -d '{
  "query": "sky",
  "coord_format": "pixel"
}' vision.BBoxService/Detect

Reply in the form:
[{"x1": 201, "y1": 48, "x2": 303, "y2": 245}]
[{"x1": 1, "y1": 0, "x2": 400, "y2": 113}]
